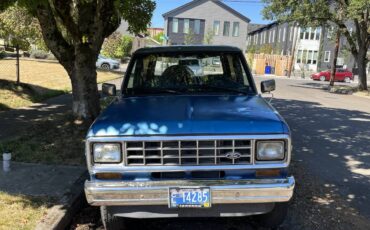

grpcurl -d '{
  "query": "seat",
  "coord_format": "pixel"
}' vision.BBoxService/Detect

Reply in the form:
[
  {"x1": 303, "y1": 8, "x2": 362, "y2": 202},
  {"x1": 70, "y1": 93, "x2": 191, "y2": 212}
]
[{"x1": 159, "y1": 65, "x2": 194, "y2": 88}]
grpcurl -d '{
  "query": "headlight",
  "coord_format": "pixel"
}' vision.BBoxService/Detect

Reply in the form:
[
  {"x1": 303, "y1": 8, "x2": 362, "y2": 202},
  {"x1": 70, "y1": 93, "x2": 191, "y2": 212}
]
[
  {"x1": 93, "y1": 143, "x2": 121, "y2": 163},
  {"x1": 256, "y1": 141, "x2": 285, "y2": 161}
]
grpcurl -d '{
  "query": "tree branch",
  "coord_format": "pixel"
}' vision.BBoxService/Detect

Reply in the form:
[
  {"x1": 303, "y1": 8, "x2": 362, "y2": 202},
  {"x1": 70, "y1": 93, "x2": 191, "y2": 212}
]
[
  {"x1": 51, "y1": 0, "x2": 80, "y2": 41},
  {"x1": 35, "y1": 2, "x2": 75, "y2": 73}
]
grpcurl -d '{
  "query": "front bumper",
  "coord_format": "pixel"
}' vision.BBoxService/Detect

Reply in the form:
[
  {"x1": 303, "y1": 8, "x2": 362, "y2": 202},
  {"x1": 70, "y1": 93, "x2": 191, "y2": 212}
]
[{"x1": 85, "y1": 177, "x2": 295, "y2": 206}]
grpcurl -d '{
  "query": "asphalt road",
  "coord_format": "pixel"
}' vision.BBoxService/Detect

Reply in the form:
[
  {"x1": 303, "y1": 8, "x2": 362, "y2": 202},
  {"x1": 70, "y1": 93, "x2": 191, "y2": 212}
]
[{"x1": 71, "y1": 77, "x2": 370, "y2": 230}]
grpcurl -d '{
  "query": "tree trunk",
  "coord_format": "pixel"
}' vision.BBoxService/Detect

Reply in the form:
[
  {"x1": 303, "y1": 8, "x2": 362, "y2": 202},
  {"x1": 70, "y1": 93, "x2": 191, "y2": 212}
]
[
  {"x1": 356, "y1": 47, "x2": 368, "y2": 91},
  {"x1": 70, "y1": 45, "x2": 100, "y2": 122},
  {"x1": 330, "y1": 30, "x2": 340, "y2": 87}
]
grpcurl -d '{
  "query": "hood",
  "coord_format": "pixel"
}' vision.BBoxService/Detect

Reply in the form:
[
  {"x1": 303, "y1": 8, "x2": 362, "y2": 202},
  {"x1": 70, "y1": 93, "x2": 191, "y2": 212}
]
[{"x1": 87, "y1": 95, "x2": 289, "y2": 137}]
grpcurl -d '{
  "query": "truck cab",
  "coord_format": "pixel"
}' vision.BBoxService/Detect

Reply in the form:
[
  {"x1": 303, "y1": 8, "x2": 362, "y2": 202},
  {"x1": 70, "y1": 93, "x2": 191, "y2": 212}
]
[{"x1": 84, "y1": 46, "x2": 295, "y2": 229}]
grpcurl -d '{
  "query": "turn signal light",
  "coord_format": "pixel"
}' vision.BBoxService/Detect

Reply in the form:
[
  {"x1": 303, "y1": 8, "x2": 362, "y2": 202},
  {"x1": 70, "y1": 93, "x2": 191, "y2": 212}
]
[
  {"x1": 95, "y1": 173, "x2": 122, "y2": 180},
  {"x1": 256, "y1": 169, "x2": 280, "y2": 177}
]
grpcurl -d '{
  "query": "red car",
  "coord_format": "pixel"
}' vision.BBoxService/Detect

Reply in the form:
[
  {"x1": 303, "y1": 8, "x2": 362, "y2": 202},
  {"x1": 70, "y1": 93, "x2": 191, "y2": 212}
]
[{"x1": 311, "y1": 68, "x2": 353, "y2": 83}]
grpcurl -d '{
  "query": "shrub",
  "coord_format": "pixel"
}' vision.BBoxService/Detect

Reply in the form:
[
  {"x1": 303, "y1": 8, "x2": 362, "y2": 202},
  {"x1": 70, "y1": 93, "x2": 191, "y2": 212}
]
[
  {"x1": 30, "y1": 50, "x2": 48, "y2": 59},
  {"x1": 101, "y1": 32, "x2": 133, "y2": 59}
]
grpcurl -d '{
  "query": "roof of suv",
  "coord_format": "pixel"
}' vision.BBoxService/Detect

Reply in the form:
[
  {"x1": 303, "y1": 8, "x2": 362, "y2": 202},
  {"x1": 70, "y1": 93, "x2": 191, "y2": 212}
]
[{"x1": 134, "y1": 45, "x2": 242, "y2": 55}]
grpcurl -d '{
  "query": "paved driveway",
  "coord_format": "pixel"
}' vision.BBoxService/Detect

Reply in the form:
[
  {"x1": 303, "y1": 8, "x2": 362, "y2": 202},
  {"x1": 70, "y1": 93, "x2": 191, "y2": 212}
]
[{"x1": 71, "y1": 77, "x2": 370, "y2": 230}]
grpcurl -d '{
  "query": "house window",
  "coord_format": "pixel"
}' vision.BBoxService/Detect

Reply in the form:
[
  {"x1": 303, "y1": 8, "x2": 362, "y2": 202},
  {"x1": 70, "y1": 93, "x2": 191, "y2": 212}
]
[
  {"x1": 269, "y1": 30, "x2": 272, "y2": 43},
  {"x1": 213, "y1": 20, "x2": 220, "y2": 35},
  {"x1": 300, "y1": 28, "x2": 304, "y2": 39},
  {"x1": 302, "y1": 50, "x2": 308, "y2": 63},
  {"x1": 183, "y1": 19, "x2": 190, "y2": 34},
  {"x1": 327, "y1": 26, "x2": 333, "y2": 38},
  {"x1": 313, "y1": 51, "x2": 318, "y2": 64},
  {"x1": 232, "y1": 22, "x2": 240, "y2": 37},
  {"x1": 194, "y1": 19, "x2": 201, "y2": 34},
  {"x1": 272, "y1": 29, "x2": 275, "y2": 42},
  {"x1": 307, "y1": 50, "x2": 313, "y2": 64},
  {"x1": 283, "y1": 27, "x2": 286, "y2": 42},
  {"x1": 305, "y1": 28, "x2": 310, "y2": 39},
  {"x1": 315, "y1": 27, "x2": 321, "y2": 40},
  {"x1": 324, "y1": 51, "x2": 331, "y2": 62},
  {"x1": 310, "y1": 28, "x2": 315, "y2": 40},
  {"x1": 290, "y1": 27, "x2": 293, "y2": 41},
  {"x1": 297, "y1": 50, "x2": 302, "y2": 63},
  {"x1": 223, "y1": 21, "x2": 230, "y2": 36},
  {"x1": 260, "y1": 32, "x2": 263, "y2": 44},
  {"x1": 172, "y1": 18, "x2": 178, "y2": 33}
]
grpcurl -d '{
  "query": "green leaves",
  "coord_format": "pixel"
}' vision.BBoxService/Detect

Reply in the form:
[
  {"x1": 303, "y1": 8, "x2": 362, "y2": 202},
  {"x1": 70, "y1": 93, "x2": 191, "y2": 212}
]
[
  {"x1": 0, "y1": 4, "x2": 43, "y2": 50},
  {"x1": 119, "y1": 0, "x2": 156, "y2": 34},
  {"x1": 101, "y1": 32, "x2": 133, "y2": 59}
]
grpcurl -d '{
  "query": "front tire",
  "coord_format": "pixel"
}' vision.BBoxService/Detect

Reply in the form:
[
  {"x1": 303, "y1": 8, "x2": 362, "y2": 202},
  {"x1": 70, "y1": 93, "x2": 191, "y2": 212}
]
[
  {"x1": 101, "y1": 206, "x2": 127, "y2": 230},
  {"x1": 253, "y1": 202, "x2": 289, "y2": 228},
  {"x1": 101, "y1": 63, "x2": 111, "y2": 70},
  {"x1": 319, "y1": 76, "x2": 326, "y2": 81}
]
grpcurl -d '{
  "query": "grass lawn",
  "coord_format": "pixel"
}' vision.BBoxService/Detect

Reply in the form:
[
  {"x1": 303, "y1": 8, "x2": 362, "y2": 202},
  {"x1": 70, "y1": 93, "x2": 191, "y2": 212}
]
[
  {"x1": 0, "y1": 58, "x2": 122, "y2": 110},
  {"x1": 0, "y1": 96, "x2": 115, "y2": 165},
  {"x1": 0, "y1": 112, "x2": 87, "y2": 165},
  {"x1": 0, "y1": 95, "x2": 115, "y2": 229},
  {"x1": 0, "y1": 191, "x2": 54, "y2": 230}
]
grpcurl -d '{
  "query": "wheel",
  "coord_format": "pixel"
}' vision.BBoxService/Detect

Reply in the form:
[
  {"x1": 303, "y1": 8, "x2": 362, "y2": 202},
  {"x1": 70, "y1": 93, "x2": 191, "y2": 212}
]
[
  {"x1": 100, "y1": 206, "x2": 127, "y2": 230},
  {"x1": 101, "y1": 63, "x2": 111, "y2": 70},
  {"x1": 253, "y1": 202, "x2": 289, "y2": 228},
  {"x1": 319, "y1": 76, "x2": 326, "y2": 81},
  {"x1": 344, "y1": 77, "x2": 351, "y2": 83}
]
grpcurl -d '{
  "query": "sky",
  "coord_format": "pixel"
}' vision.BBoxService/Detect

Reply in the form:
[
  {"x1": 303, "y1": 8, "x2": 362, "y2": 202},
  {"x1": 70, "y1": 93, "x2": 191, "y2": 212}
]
[{"x1": 151, "y1": 0, "x2": 271, "y2": 28}]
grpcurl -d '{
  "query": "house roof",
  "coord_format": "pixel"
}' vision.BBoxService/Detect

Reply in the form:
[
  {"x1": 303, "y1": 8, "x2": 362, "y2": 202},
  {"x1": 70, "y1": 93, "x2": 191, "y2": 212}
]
[
  {"x1": 162, "y1": 0, "x2": 250, "y2": 23},
  {"x1": 248, "y1": 21, "x2": 278, "y2": 35}
]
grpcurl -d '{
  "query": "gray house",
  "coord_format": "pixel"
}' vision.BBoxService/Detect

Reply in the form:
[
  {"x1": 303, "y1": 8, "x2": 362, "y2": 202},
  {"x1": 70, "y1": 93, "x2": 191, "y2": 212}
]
[{"x1": 162, "y1": 0, "x2": 250, "y2": 52}]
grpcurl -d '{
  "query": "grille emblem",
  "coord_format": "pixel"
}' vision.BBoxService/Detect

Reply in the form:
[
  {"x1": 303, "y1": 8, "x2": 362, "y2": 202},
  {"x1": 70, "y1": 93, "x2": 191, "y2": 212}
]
[{"x1": 225, "y1": 151, "x2": 242, "y2": 160}]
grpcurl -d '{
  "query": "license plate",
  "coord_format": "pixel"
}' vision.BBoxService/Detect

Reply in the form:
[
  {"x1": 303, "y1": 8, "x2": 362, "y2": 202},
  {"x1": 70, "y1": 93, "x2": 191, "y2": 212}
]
[{"x1": 169, "y1": 187, "x2": 211, "y2": 208}]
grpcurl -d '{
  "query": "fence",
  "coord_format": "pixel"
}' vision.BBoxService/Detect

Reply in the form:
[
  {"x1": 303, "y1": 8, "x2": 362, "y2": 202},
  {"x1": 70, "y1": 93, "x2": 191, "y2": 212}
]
[{"x1": 247, "y1": 54, "x2": 293, "y2": 76}]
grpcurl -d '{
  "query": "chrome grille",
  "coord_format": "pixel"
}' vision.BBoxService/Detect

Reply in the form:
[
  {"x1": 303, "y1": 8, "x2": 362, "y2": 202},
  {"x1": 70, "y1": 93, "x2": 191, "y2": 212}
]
[{"x1": 124, "y1": 139, "x2": 252, "y2": 166}]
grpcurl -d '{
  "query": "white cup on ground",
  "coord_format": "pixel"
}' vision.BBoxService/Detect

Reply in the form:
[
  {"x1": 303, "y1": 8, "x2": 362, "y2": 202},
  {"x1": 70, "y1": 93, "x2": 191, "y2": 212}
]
[{"x1": 3, "y1": 152, "x2": 11, "y2": 172}]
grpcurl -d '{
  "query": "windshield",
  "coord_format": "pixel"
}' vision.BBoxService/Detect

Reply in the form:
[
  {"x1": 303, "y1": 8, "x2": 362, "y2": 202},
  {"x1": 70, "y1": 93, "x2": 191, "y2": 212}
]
[{"x1": 123, "y1": 52, "x2": 253, "y2": 96}]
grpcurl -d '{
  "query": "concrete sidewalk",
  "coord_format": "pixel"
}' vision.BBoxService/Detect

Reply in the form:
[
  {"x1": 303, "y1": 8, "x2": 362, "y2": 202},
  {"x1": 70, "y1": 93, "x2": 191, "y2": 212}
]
[{"x1": 0, "y1": 77, "x2": 123, "y2": 140}]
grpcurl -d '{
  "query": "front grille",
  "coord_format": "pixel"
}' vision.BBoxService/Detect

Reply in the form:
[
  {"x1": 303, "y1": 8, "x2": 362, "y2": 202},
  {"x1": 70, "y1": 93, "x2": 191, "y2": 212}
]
[{"x1": 124, "y1": 139, "x2": 252, "y2": 166}]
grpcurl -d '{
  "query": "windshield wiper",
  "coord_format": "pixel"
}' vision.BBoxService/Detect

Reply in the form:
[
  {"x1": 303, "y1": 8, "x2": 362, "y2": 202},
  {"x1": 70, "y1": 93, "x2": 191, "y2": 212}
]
[
  {"x1": 189, "y1": 85, "x2": 250, "y2": 95},
  {"x1": 133, "y1": 88, "x2": 183, "y2": 95}
]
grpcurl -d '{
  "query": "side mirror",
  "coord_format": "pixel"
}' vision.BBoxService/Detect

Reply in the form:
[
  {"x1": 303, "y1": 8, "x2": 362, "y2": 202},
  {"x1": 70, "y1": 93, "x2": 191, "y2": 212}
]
[
  {"x1": 261, "y1": 79, "x2": 276, "y2": 93},
  {"x1": 102, "y1": 83, "x2": 116, "y2": 96}
]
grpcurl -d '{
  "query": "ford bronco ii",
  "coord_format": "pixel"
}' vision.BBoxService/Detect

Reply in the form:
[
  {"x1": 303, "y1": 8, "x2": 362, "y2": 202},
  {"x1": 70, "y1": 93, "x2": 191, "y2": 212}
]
[{"x1": 85, "y1": 46, "x2": 295, "y2": 229}]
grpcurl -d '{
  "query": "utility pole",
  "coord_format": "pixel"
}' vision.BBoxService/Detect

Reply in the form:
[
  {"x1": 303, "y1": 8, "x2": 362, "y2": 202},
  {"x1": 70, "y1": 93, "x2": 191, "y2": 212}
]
[
  {"x1": 16, "y1": 45, "x2": 20, "y2": 85},
  {"x1": 288, "y1": 24, "x2": 298, "y2": 78}
]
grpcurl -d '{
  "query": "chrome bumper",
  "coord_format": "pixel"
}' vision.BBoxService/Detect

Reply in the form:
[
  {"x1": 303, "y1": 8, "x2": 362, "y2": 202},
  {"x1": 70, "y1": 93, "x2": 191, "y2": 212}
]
[{"x1": 85, "y1": 177, "x2": 295, "y2": 206}]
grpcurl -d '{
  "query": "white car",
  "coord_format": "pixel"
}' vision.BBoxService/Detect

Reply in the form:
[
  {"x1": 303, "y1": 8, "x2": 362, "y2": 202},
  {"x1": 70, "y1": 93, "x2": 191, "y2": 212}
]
[{"x1": 96, "y1": 55, "x2": 120, "y2": 70}]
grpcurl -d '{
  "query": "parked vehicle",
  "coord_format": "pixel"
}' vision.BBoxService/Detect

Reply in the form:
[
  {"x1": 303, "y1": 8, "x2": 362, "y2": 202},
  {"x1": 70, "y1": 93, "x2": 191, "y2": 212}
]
[
  {"x1": 311, "y1": 68, "x2": 353, "y2": 83},
  {"x1": 178, "y1": 58, "x2": 204, "y2": 76},
  {"x1": 85, "y1": 46, "x2": 295, "y2": 230},
  {"x1": 96, "y1": 55, "x2": 120, "y2": 70}
]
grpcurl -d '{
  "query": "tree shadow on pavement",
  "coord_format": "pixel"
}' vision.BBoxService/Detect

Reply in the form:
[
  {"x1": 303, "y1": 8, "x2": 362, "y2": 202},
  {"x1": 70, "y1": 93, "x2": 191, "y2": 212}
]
[{"x1": 271, "y1": 98, "x2": 370, "y2": 229}]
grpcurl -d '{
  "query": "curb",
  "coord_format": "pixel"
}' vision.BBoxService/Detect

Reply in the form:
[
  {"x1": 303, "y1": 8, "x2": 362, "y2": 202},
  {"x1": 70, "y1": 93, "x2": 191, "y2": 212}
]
[{"x1": 35, "y1": 171, "x2": 89, "y2": 230}]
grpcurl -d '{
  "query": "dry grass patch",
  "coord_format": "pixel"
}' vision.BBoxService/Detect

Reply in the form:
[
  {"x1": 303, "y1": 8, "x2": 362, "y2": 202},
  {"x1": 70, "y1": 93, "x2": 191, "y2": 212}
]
[
  {"x1": 0, "y1": 58, "x2": 122, "y2": 110},
  {"x1": 0, "y1": 191, "x2": 54, "y2": 230}
]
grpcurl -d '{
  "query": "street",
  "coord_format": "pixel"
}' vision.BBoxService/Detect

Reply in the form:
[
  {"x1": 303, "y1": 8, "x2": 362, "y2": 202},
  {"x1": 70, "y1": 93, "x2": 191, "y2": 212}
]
[{"x1": 71, "y1": 77, "x2": 370, "y2": 230}]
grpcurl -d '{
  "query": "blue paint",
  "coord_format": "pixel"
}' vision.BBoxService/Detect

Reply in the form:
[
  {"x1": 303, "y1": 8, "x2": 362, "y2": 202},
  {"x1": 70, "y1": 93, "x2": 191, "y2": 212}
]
[{"x1": 87, "y1": 94, "x2": 289, "y2": 137}]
